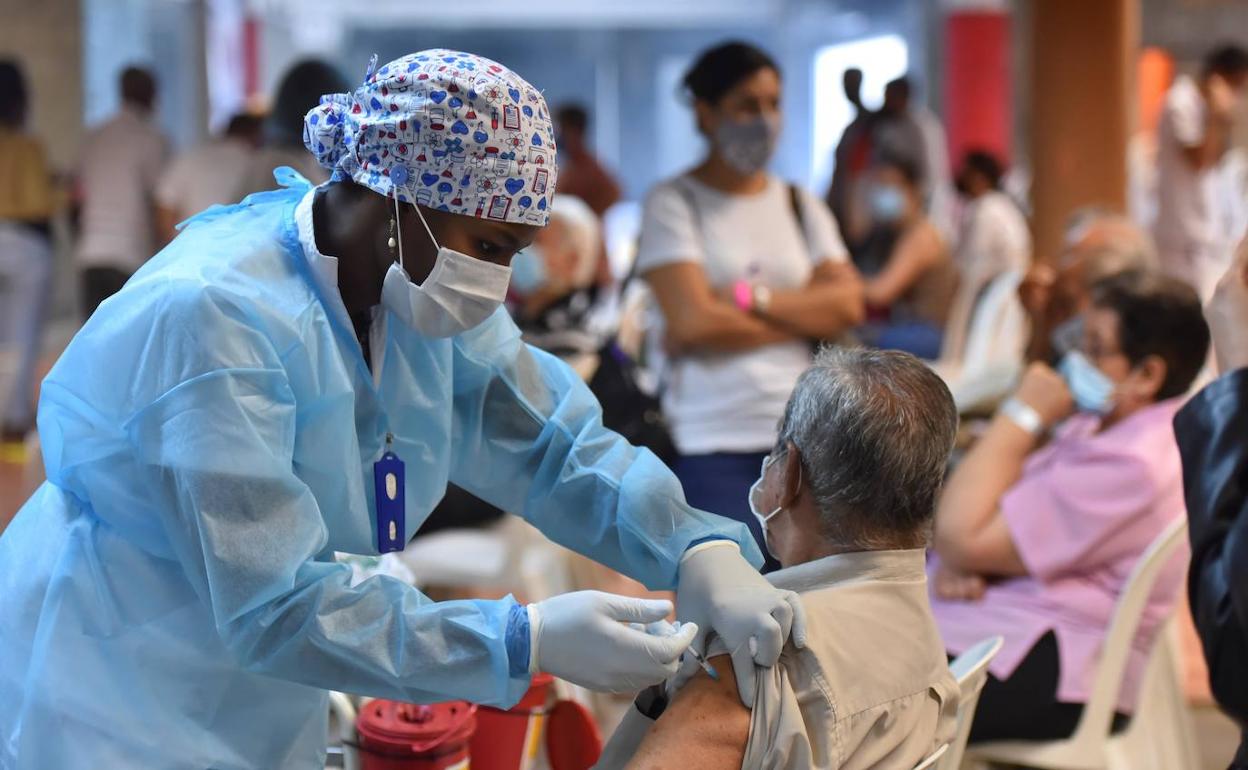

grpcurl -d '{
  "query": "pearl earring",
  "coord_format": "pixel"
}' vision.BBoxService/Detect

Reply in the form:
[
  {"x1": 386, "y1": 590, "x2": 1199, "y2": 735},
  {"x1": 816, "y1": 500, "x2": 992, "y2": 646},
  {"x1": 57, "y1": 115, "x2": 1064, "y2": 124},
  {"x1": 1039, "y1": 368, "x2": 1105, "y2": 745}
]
[{"x1": 388, "y1": 217, "x2": 397, "y2": 251}]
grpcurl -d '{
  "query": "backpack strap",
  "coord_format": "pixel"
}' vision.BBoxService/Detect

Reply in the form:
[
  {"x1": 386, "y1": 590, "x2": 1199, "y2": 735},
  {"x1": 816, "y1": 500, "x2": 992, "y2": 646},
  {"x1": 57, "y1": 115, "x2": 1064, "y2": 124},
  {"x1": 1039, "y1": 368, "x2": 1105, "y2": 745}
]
[{"x1": 788, "y1": 183, "x2": 813, "y2": 258}]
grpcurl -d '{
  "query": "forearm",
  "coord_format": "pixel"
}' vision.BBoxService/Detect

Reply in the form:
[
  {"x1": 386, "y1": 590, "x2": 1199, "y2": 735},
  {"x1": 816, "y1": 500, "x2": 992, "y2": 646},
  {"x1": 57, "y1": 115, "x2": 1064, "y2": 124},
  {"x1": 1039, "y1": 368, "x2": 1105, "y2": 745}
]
[
  {"x1": 934, "y1": 413, "x2": 1034, "y2": 564},
  {"x1": 761, "y1": 279, "x2": 865, "y2": 340},
  {"x1": 449, "y1": 325, "x2": 765, "y2": 587},
  {"x1": 672, "y1": 300, "x2": 797, "y2": 353}
]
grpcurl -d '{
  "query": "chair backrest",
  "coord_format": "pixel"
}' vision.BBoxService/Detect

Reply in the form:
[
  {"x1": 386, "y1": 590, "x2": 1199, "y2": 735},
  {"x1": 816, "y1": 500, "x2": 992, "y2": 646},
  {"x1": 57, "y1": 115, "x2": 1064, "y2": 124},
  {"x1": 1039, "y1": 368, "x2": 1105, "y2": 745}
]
[
  {"x1": 1065, "y1": 517, "x2": 1189, "y2": 747},
  {"x1": 959, "y1": 268, "x2": 1027, "y2": 377},
  {"x1": 913, "y1": 743, "x2": 948, "y2": 770},
  {"x1": 941, "y1": 636, "x2": 1005, "y2": 770}
]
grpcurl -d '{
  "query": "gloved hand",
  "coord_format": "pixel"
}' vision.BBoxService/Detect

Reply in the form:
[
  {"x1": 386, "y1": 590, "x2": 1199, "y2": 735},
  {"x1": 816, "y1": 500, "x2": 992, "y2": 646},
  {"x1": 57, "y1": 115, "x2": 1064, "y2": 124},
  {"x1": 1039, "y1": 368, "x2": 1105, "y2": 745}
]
[
  {"x1": 528, "y1": 591, "x2": 698, "y2": 693},
  {"x1": 676, "y1": 541, "x2": 808, "y2": 705}
]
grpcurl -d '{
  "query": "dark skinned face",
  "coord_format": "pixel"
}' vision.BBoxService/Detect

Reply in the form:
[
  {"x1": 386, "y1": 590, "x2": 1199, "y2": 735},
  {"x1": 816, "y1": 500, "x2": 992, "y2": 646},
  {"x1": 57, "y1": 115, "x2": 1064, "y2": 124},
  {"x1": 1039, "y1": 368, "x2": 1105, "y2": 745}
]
[{"x1": 315, "y1": 180, "x2": 540, "y2": 317}]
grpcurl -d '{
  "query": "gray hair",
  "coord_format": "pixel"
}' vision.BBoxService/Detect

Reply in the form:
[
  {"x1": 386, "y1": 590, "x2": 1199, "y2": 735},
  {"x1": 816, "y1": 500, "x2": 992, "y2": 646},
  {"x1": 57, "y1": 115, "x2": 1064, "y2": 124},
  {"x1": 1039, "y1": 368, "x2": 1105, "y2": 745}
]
[
  {"x1": 774, "y1": 347, "x2": 958, "y2": 551},
  {"x1": 1061, "y1": 209, "x2": 1159, "y2": 282}
]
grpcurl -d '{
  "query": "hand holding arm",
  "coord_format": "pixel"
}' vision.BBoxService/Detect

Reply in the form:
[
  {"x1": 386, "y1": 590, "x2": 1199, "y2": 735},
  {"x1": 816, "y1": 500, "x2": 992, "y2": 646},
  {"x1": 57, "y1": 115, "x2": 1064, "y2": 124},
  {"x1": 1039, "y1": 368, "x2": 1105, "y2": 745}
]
[
  {"x1": 676, "y1": 542, "x2": 807, "y2": 706},
  {"x1": 1207, "y1": 234, "x2": 1248, "y2": 375},
  {"x1": 646, "y1": 262, "x2": 797, "y2": 353},
  {"x1": 750, "y1": 260, "x2": 865, "y2": 340}
]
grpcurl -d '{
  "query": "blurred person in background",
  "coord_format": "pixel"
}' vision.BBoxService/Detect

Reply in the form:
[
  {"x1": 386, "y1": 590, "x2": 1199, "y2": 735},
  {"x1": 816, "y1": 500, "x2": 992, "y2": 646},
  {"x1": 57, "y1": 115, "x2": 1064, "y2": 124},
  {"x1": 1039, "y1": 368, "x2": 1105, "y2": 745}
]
[
  {"x1": 1175, "y1": 237, "x2": 1248, "y2": 769},
  {"x1": 246, "y1": 58, "x2": 349, "y2": 192},
  {"x1": 155, "y1": 112, "x2": 263, "y2": 243},
  {"x1": 930, "y1": 271, "x2": 1209, "y2": 744},
  {"x1": 858, "y1": 153, "x2": 957, "y2": 360},
  {"x1": 897, "y1": 76, "x2": 955, "y2": 240},
  {"x1": 554, "y1": 104, "x2": 622, "y2": 218},
  {"x1": 598, "y1": 349, "x2": 959, "y2": 770},
  {"x1": 1154, "y1": 43, "x2": 1248, "y2": 300},
  {"x1": 939, "y1": 150, "x2": 1031, "y2": 366},
  {"x1": 637, "y1": 41, "x2": 863, "y2": 572},
  {"x1": 74, "y1": 66, "x2": 168, "y2": 319},
  {"x1": 0, "y1": 59, "x2": 55, "y2": 459},
  {"x1": 1020, "y1": 209, "x2": 1159, "y2": 366},
  {"x1": 869, "y1": 78, "x2": 927, "y2": 200},
  {"x1": 825, "y1": 67, "x2": 875, "y2": 253},
  {"x1": 509, "y1": 194, "x2": 604, "y2": 369}
]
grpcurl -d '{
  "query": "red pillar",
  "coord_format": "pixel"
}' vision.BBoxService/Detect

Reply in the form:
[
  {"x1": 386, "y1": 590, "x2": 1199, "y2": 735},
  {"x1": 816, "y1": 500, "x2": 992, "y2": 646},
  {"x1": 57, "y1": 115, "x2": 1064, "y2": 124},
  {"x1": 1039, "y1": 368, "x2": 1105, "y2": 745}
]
[{"x1": 944, "y1": 10, "x2": 1012, "y2": 168}]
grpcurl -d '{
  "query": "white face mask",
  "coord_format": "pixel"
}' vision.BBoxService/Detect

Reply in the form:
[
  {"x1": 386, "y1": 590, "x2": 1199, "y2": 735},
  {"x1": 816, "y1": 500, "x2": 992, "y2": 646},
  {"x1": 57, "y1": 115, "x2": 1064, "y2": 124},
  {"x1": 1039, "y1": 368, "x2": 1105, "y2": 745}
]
[
  {"x1": 381, "y1": 194, "x2": 512, "y2": 338},
  {"x1": 748, "y1": 453, "x2": 801, "y2": 559}
]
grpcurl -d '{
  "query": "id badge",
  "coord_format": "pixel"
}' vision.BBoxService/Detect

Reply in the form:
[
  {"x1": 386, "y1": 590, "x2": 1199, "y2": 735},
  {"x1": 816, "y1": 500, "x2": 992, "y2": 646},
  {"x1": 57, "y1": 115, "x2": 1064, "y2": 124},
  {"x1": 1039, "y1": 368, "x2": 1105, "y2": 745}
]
[{"x1": 373, "y1": 450, "x2": 406, "y2": 553}]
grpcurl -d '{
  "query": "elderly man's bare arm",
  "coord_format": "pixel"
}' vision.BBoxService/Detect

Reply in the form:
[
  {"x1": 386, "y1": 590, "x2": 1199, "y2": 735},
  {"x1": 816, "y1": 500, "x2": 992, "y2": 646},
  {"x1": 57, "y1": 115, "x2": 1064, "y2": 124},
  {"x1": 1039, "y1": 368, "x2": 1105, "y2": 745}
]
[{"x1": 624, "y1": 656, "x2": 749, "y2": 770}]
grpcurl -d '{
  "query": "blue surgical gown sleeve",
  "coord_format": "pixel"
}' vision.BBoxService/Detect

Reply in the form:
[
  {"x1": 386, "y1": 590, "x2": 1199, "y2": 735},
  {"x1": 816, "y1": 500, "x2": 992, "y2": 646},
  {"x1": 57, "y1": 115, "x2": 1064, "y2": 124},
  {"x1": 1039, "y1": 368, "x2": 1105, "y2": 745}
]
[
  {"x1": 448, "y1": 309, "x2": 765, "y2": 590},
  {"x1": 127, "y1": 289, "x2": 530, "y2": 708}
]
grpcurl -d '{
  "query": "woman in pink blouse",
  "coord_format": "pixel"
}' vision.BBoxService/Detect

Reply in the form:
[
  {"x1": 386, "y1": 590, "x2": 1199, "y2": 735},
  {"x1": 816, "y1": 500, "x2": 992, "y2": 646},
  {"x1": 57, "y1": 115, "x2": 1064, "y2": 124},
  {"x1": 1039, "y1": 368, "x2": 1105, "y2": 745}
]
[{"x1": 929, "y1": 270, "x2": 1209, "y2": 742}]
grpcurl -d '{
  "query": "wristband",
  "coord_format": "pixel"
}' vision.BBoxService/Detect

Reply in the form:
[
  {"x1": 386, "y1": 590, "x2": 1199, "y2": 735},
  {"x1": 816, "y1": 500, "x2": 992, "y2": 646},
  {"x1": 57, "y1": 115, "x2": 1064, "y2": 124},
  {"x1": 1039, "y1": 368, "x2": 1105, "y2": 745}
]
[
  {"x1": 1001, "y1": 397, "x2": 1045, "y2": 437},
  {"x1": 732, "y1": 280, "x2": 754, "y2": 312}
]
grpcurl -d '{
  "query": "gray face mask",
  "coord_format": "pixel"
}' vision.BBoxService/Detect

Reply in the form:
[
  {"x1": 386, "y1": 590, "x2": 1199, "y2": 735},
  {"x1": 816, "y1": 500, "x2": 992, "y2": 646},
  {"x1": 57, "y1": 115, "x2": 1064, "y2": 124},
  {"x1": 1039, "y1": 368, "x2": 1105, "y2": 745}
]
[{"x1": 713, "y1": 114, "x2": 781, "y2": 175}]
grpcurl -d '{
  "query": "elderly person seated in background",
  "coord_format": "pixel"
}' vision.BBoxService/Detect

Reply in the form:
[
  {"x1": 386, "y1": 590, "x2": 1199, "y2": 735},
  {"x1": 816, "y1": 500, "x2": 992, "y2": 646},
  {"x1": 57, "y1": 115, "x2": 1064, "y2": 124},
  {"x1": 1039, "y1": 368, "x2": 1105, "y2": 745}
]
[
  {"x1": 857, "y1": 155, "x2": 958, "y2": 361},
  {"x1": 1020, "y1": 209, "x2": 1159, "y2": 365},
  {"x1": 948, "y1": 209, "x2": 1159, "y2": 415},
  {"x1": 929, "y1": 271, "x2": 1209, "y2": 744},
  {"x1": 508, "y1": 194, "x2": 605, "y2": 370},
  {"x1": 598, "y1": 347, "x2": 959, "y2": 770}
]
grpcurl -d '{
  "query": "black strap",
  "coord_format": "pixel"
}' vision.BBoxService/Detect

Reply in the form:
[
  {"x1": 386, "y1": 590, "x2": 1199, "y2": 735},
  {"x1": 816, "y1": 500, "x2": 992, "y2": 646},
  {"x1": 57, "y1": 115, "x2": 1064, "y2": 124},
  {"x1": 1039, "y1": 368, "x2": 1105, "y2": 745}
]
[{"x1": 788, "y1": 183, "x2": 812, "y2": 256}]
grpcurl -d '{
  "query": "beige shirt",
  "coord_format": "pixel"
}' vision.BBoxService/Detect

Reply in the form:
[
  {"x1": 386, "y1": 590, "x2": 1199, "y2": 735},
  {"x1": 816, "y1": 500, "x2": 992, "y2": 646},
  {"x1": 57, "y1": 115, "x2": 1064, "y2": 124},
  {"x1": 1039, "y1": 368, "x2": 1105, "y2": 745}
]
[{"x1": 598, "y1": 549, "x2": 958, "y2": 770}]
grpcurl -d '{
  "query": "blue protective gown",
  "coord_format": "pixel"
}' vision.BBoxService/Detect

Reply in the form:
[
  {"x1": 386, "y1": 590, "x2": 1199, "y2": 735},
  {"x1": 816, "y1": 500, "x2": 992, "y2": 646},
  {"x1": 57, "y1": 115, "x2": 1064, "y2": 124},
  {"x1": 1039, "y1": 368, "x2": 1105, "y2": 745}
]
[{"x1": 0, "y1": 173, "x2": 761, "y2": 769}]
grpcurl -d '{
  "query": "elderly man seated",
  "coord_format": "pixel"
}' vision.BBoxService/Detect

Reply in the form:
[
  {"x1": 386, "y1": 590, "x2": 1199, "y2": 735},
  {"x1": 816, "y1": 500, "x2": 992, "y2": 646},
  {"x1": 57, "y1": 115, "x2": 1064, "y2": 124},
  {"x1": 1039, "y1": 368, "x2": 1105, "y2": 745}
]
[{"x1": 597, "y1": 347, "x2": 960, "y2": 770}]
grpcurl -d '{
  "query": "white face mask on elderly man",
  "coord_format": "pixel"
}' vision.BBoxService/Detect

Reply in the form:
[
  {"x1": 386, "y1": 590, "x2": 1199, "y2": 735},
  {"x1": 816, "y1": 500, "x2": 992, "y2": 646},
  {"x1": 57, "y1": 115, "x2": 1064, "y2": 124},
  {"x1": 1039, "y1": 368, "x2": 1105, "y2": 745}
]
[
  {"x1": 381, "y1": 194, "x2": 513, "y2": 338},
  {"x1": 748, "y1": 453, "x2": 802, "y2": 558}
]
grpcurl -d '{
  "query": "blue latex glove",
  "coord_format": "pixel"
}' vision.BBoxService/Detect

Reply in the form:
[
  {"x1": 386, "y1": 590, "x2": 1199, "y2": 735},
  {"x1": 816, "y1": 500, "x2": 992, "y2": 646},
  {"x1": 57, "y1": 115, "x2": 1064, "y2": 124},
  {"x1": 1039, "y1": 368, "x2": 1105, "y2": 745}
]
[
  {"x1": 528, "y1": 591, "x2": 698, "y2": 693},
  {"x1": 676, "y1": 542, "x2": 808, "y2": 705}
]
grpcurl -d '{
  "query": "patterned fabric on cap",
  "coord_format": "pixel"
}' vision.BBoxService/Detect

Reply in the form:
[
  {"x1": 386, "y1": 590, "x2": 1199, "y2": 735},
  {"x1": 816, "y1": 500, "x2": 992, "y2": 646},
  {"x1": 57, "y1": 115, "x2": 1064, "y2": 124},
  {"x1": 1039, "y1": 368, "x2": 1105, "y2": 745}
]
[{"x1": 303, "y1": 49, "x2": 557, "y2": 226}]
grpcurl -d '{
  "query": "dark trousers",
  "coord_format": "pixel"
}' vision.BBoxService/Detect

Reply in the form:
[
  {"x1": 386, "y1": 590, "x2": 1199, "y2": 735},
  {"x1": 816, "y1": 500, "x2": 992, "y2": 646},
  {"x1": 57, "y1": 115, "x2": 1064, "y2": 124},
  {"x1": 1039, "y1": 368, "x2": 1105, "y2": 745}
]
[
  {"x1": 964, "y1": 631, "x2": 1130, "y2": 744},
  {"x1": 674, "y1": 450, "x2": 780, "y2": 573},
  {"x1": 81, "y1": 266, "x2": 132, "y2": 320}
]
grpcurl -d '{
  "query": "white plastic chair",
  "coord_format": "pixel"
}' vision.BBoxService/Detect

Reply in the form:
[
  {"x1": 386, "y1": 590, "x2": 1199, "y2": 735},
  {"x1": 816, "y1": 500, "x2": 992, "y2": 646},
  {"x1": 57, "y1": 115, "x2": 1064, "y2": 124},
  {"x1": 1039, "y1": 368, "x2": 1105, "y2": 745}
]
[
  {"x1": 963, "y1": 518, "x2": 1196, "y2": 770},
  {"x1": 915, "y1": 743, "x2": 949, "y2": 770},
  {"x1": 931, "y1": 269, "x2": 1028, "y2": 414},
  {"x1": 326, "y1": 691, "x2": 359, "y2": 770},
  {"x1": 940, "y1": 636, "x2": 1004, "y2": 770}
]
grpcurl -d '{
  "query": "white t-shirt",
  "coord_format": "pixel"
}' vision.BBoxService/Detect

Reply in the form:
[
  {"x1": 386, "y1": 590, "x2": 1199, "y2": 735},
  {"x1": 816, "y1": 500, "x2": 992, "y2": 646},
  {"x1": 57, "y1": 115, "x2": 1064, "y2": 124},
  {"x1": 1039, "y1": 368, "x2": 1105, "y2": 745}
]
[
  {"x1": 157, "y1": 138, "x2": 255, "y2": 220},
  {"x1": 76, "y1": 106, "x2": 169, "y2": 270},
  {"x1": 1155, "y1": 75, "x2": 1218, "y2": 272},
  {"x1": 636, "y1": 174, "x2": 848, "y2": 455}
]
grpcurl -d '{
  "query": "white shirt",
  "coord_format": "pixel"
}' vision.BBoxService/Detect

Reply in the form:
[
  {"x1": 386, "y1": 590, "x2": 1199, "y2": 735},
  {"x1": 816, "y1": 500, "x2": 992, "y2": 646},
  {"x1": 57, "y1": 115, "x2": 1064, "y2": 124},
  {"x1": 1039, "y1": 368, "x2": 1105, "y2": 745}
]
[
  {"x1": 157, "y1": 138, "x2": 255, "y2": 220},
  {"x1": 636, "y1": 175, "x2": 848, "y2": 454},
  {"x1": 76, "y1": 106, "x2": 169, "y2": 270},
  {"x1": 1155, "y1": 75, "x2": 1218, "y2": 264}
]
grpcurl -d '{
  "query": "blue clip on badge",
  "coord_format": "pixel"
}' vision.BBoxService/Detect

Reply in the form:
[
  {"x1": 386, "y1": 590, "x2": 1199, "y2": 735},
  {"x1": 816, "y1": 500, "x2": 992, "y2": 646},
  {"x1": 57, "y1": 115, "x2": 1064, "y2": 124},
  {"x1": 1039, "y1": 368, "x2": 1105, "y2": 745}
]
[{"x1": 374, "y1": 451, "x2": 406, "y2": 553}]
